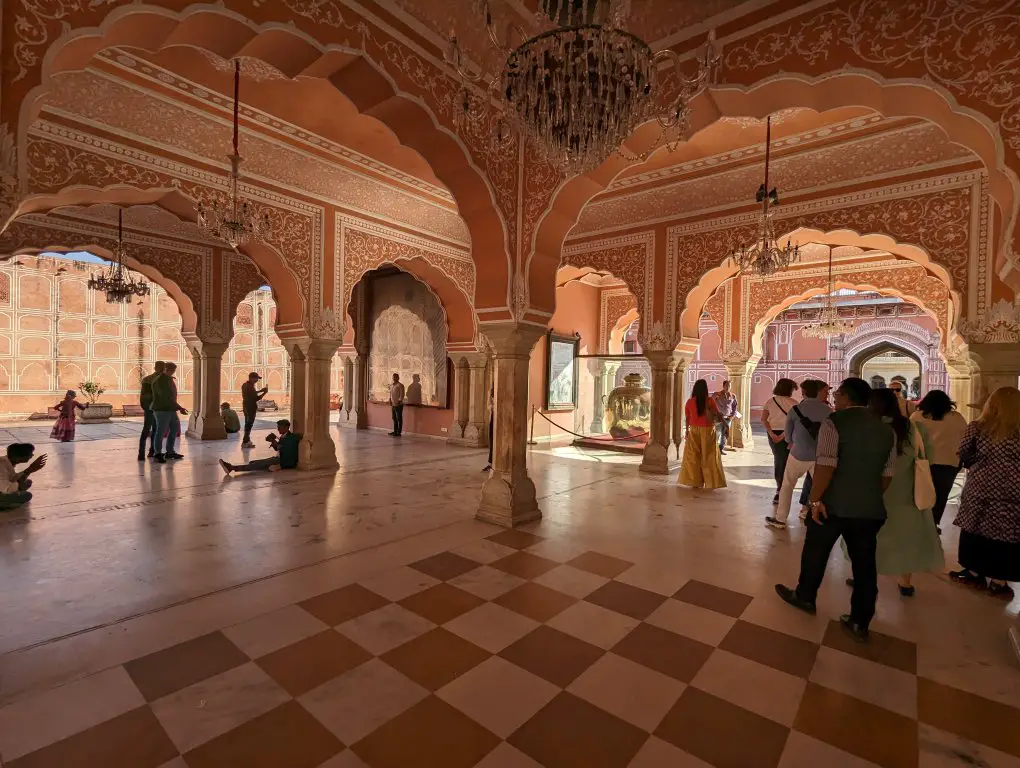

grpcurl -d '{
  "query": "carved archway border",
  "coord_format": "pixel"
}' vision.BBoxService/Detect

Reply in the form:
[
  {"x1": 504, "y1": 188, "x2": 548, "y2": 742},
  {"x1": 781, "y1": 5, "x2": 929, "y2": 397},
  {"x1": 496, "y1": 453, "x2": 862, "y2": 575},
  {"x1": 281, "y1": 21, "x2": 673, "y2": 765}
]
[
  {"x1": 672, "y1": 173, "x2": 983, "y2": 341},
  {"x1": 0, "y1": 213, "x2": 209, "y2": 330},
  {"x1": 562, "y1": 231, "x2": 654, "y2": 345},
  {"x1": 599, "y1": 288, "x2": 638, "y2": 354},
  {"x1": 337, "y1": 215, "x2": 476, "y2": 345},
  {"x1": 527, "y1": 68, "x2": 1016, "y2": 319},
  {"x1": 9, "y1": 2, "x2": 514, "y2": 313}
]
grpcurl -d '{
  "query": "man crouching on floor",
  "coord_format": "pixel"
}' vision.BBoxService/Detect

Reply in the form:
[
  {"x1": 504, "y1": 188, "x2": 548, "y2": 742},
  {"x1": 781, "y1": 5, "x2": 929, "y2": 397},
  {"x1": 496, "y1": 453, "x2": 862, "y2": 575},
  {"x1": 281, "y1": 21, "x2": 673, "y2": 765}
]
[{"x1": 219, "y1": 419, "x2": 301, "y2": 476}]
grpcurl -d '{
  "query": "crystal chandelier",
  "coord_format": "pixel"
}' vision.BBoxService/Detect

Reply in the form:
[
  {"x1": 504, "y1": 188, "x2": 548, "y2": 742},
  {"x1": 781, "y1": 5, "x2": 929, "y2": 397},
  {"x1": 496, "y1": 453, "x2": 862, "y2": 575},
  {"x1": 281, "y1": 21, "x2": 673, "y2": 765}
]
[
  {"x1": 449, "y1": 0, "x2": 719, "y2": 175},
  {"x1": 197, "y1": 59, "x2": 271, "y2": 248},
  {"x1": 802, "y1": 246, "x2": 855, "y2": 339},
  {"x1": 88, "y1": 209, "x2": 151, "y2": 304},
  {"x1": 730, "y1": 116, "x2": 799, "y2": 277}
]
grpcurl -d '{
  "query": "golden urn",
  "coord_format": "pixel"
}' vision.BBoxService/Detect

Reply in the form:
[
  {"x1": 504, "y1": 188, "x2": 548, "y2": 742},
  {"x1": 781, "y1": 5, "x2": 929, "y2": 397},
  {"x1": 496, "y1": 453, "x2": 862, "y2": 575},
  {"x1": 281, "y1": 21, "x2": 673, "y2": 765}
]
[{"x1": 605, "y1": 373, "x2": 651, "y2": 441}]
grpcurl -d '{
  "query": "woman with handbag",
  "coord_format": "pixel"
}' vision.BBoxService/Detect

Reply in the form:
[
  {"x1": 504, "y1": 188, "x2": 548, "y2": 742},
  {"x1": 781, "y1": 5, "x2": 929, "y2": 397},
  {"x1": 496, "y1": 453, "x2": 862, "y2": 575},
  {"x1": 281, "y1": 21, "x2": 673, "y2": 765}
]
[
  {"x1": 910, "y1": 389, "x2": 969, "y2": 531},
  {"x1": 949, "y1": 386, "x2": 1020, "y2": 600},
  {"x1": 862, "y1": 388, "x2": 944, "y2": 596},
  {"x1": 760, "y1": 378, "x2": 799, "y2": 506}
]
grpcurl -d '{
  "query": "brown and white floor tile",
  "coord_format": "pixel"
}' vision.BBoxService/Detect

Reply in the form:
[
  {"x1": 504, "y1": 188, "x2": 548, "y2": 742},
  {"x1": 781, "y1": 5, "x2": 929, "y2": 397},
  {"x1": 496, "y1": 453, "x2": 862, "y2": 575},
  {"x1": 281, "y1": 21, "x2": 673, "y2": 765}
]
[
  {"x1": 449, "y1": 564, "x2": 529, "y2": 600},
  {"x1": 611, "y1": 622, "x2": 714, "y2": 683},
  {"x1": 256, "y1": 630, "x2": 372, "y2": 697},
  {"x1": 627, "y1": 736, "x2": 715, "y2": 768},
  {"x1": 437, "y1": 656, "x2": 559, "y2": 738},
  {"x1": 356, "y1": 565, "x2": 440, "y2": 602},
  {"x1": 645, "y1": 595, "x2": 738, "y2": 647},
  {"x1": 917, "y1": 722, "x2": 1020, "y2": 768},
  {"x1": 444, "y1": 601, "x2": 541, "y2": 653},
  {"x1": 778, "y1": 731, "x2": 882, "y2": 768},
  {"x1": 546, "y1": 599, "x2": 641, "y2": 649},
  {"x1": 380, "y1": 627, "x2": 490, "y2": 691},
  {"x1": 690, "y1": 649, "x2": 806, "y2": 727},
  {"x1": 149, "y1": 662, "x2": 289, "y2": 754},
  {"x1": 221, "y1": 604, "x2": 329, "y2": 660},
  {"x1": 499, "y1": 625, "x2": 605, "y2": 688},
  {"x1": 0, "y1": 666, "x2": 145, "y2": 763},
  {"x1": 335, "y1": 603, "x2": 435, "y2": 655},
  {"x1": 532, "y1": 563, "x2": 610, "y2": 598},
  {"x1": 299, "y1": 658, "x2": 429, "y2": 745},
  {"x1": 567, "y1": 652, "x2": 686, "y2": 731},
  {"x1": 810, "y1": 646, "x2": 918, "y2": 719}
]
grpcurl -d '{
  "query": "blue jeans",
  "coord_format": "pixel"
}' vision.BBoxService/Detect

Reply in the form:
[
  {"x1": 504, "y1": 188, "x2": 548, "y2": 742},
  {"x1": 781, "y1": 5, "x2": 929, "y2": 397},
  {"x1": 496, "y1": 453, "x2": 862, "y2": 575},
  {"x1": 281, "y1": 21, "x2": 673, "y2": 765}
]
[{"x1": 153, "y1": 411, "x2": 179, "y2": 456}]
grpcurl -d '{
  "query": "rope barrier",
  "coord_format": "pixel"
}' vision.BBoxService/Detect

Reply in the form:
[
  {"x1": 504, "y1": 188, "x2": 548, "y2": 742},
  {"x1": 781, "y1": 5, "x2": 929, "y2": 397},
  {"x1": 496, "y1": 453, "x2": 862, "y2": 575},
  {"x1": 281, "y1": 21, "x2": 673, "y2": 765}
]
[{"x1": 532, "y1": 407, "x2": 650, "y2": 442}]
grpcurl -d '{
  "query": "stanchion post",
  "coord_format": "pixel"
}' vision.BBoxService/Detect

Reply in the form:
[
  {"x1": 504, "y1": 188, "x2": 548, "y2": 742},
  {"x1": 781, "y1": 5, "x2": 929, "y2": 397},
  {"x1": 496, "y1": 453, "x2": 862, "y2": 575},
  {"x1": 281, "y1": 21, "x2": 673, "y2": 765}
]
[{"x1": 527, "y1": 403, "x2": 538, "y2": 445}]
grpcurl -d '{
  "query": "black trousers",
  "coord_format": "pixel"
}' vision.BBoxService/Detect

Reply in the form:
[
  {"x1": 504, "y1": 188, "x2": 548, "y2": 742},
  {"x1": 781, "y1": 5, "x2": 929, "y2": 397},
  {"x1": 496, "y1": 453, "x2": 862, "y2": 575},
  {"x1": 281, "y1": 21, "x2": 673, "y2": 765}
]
[
  {"x1": 139, "y1": 408, "x2": 156, "y2": 456},
  {"x1": 767, "y1": 431, "x2": 789, "y2": 498},
  {"x1": 800, "y1": 472, "x2": 813, "y2": 506},
  {"x1": 929, "y1": 463, "x2": 960, "y2": 526},
  {"x1": 392, "y1": 404, "x2": 404, "y2": 435},
  {"x1": 242, "y1": 409, "x2": 257, "y2": 443},
  {"x1": 796, "y1": 514, "x2": 885, "y2": 628}
]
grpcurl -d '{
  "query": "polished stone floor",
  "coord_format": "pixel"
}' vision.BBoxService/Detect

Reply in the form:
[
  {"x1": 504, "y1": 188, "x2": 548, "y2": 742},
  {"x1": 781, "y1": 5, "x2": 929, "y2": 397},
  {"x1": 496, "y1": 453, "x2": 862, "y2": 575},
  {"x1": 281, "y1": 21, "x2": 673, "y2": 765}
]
[{"x1": 0, "y1": 429, "x2": 1017, "y2": 767}]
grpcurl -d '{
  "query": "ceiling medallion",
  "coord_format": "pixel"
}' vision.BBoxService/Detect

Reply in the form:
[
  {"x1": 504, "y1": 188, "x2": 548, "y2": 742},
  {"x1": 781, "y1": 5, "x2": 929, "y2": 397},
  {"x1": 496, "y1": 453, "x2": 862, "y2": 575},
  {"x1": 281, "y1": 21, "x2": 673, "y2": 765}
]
[
  {"x1": 87, "y1": 209, "x2": 151, "y2": 304},
  {"x1": 197, "y1": 59, "x2": 272, "y2": 249},
  {"x1": 801, "y1": 246, "x2": 855, "y2": 339},
  {"x1": 729, "y1": 116, "x2": 799, "y2": 277},
  {"x1": 448, "y1": 0, "x2": 719, "y2": 175}
]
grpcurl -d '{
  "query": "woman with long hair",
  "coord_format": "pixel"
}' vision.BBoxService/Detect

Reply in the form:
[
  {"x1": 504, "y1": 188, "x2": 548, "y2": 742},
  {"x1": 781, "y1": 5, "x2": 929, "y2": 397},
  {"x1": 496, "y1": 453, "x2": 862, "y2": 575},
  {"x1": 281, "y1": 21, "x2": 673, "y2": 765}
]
[
  {"x1": 910, "y1": 389, "x2": 968, "y2": 530},
  {"x1": 950, "y1": 386, "x2": 1020, "y2": 600},
  {"x1": 760, "y1": 378, "x2": 798, "y2": 506},
  {"x1": 50, "y1": 390, "x2": 85, "y2": 443},
  {"x1": 863, "y1": 388, "x2": 943, "y2": 595},
  {"x1": 679, "y1": 379, "x2": 726, "y2": 489}
]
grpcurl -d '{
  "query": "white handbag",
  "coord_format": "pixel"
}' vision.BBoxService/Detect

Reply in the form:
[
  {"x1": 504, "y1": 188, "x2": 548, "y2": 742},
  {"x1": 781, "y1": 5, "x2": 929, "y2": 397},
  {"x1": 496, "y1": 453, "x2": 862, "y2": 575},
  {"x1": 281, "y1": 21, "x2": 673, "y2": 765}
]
[{"x1": 913, "y1": 425, "x2": 937, "y2": 511}]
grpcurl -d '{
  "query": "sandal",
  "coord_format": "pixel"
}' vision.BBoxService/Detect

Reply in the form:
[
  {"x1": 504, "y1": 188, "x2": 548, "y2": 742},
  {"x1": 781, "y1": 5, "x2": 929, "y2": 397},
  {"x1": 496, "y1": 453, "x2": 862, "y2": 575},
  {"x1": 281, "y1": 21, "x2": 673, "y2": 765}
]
[
  {"x1": 949, "y1": 569, "x2": 986, "y2": 589},
  {"x1": 987, "y1": 582, "x2": 1015, "y2": 601}
]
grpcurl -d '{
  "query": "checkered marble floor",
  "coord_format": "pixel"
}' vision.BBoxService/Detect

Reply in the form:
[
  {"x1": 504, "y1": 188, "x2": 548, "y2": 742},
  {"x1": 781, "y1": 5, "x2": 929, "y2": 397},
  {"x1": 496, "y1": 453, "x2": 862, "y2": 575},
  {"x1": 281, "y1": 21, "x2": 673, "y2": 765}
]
[{"x1": 2, "y1": 529, "x2": 1017, "y2": 768}]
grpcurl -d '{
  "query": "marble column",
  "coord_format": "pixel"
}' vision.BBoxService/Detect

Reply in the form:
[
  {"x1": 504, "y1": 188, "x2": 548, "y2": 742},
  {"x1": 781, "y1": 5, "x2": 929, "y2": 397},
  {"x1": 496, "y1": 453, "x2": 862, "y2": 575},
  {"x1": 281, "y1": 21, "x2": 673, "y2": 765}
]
[
  {"x1": 967, "y1": 341, "x2": 1020, "y2": 412},
  {"x1": 451, "y1": 353, "x2": 489, "y2": 447},
  {"x1": 185, "y1": 341, "x2": 229, "y2": 440},
  {"x1": 723, "y1": 358, "x2": 757, "y2": 449},
  {"x1": 477, "y1": 324, "x2": 544, "y2": 528},
  {"x1": 350, "y1": 351, "x2": 369, "y2": 429},
  {"x1": 944, "y1": 354, "x2": 974, "y2": 413},
  {"x1": 301, "y1": 339, "x2": 342, "y2": 470},
  {"x1": 639, "y1": 352, "x2": 680, "y2": 474},
  {"x1": 587, "y1": 359, "x2": 607, "y2": 434},
  {"x1": 338, "y1": 356, "x2": 357, "y2": 430},
  {"x1": 451, "y1": 358, "x2": 471, "y2": 440},
  {"x1": 287, "y1": 344, "x2": 307, "y2": 436},
  {"x1": 671, "y1": 358, "x2": 688, "y2": 460}
]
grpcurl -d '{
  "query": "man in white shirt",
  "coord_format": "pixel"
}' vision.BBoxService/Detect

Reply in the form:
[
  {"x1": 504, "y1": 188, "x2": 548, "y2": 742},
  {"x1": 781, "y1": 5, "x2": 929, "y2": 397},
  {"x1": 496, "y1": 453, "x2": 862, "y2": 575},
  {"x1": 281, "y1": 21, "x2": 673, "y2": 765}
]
[
  {"x1": 0, "y1": 443, "x2": 47, "y2": 510},
  {"x1": 389, "y1": 373, "x2": 406, "y2": 437}
]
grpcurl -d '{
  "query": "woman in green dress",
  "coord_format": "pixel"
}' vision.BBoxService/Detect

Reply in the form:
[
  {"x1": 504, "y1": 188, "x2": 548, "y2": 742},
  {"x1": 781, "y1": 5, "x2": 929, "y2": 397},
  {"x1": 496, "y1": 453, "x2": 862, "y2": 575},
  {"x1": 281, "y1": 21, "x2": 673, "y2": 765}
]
[{"x1": 870, "y1": 388, "x2": 945, "y2": 595}]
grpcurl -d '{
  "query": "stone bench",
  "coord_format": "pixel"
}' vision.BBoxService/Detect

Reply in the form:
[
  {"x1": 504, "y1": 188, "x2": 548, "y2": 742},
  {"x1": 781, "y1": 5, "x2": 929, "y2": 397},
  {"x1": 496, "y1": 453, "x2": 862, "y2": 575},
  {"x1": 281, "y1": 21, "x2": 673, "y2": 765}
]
[{"x1": 256, "y1": 399, "x2": 279, "y2": 412}]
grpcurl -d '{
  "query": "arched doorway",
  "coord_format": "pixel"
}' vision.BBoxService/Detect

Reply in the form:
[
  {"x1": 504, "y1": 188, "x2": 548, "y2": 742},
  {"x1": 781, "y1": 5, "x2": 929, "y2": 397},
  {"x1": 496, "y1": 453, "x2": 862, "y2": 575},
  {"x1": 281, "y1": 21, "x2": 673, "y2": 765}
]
[{"x1": 850, "y1": 343, "x2": 923, "y2": 398}]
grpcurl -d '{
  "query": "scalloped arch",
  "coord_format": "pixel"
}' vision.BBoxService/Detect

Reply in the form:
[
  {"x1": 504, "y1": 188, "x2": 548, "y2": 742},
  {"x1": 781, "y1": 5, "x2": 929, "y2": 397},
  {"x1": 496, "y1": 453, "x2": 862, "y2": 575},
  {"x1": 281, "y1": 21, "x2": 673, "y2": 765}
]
[
  {"x1": 751, "y1": 282, "x2": 949, "y2": 358},
  {"x1": 17, "y1": 3, "x2": 511, "y2": 310},
  {"x1": 680, "y1": 226, "x2": 961, "y2": 342},
  {"x1": 3, "y1": 241, "x2": 197, "y2": 335},
  {"x1": 10, "y1": 186, "x2": 304, "y2": 329},
  {"x1": 529, "y1": 71, "x2": 1018, "y2": 316}
]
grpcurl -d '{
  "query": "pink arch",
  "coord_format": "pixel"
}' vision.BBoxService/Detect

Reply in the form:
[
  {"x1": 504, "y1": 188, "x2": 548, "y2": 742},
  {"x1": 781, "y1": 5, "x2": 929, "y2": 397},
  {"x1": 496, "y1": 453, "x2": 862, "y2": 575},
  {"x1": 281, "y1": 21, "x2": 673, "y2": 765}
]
[{"x1": 530, "y1": 72, "x2": 1018, "y2": 315}]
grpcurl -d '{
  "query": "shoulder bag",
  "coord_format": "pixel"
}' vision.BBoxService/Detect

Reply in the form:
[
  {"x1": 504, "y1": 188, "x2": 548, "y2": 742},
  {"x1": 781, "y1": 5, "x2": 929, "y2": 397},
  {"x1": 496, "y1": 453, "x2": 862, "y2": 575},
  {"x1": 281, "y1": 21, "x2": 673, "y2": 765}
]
[
  {"x1": 792, "y1": 405, "x2": 821, "y2": 440},
  {"x1": 912, "y1": 425, "x2": 937, "y2": 511}
]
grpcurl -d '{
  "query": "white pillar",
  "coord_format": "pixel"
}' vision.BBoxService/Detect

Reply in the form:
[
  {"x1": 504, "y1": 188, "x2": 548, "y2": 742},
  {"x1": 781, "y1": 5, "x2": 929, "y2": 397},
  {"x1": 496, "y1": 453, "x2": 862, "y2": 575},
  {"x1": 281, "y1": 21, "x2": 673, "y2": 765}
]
[
  {"x1": 451, "y1": 353, "x2": 489, "y2": 447},
  {"x1": 723, "y1": 358, "x2": 757, "y2": 449},
  {"x1": 185, "y1": 341, "x2": 229, "y2": 440},
  {"x1": 477, "y1": 324, "x2": 544, "y2": 528},
  {"x1": 639, "y1": 351, "x2": 680, "y2": 474}
]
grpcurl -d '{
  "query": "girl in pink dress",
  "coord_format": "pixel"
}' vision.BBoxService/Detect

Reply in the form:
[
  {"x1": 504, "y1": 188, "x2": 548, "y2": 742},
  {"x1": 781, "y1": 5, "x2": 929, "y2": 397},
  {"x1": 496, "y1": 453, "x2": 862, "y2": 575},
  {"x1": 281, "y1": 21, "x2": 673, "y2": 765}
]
[{"x1": 51, "y1": 390, "x2": 86, "y2": 442}]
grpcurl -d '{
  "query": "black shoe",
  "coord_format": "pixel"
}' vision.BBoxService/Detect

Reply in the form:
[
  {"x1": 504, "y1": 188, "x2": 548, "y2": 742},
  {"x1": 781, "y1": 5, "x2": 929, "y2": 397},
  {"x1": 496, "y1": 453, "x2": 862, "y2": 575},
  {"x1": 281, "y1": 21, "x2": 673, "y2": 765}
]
[
  {"x1": 155, "y1": 454, "x2": 166, "y2": 464},
  {"x1": 839, "y1": 614, "x2": 869, "y2": 643},
  {"x1": 147, "y1": 450, "x2": 155, "y2": 458},
  {"x1": 764, "y1": 516, "x2": 787, "y2": 530},
  {"x1": 166, "y1": 453, "x2": 184, "y2": 460},
  {"x1": 137, "y1": 454, "x2": 145, "y2": 462},
  {"x1": 898, "y1": 585, "x2": 915, "y2": 597},
  {"x1": 846, "y1": 578, "x2": 855, "y2": 587},
  {"x1": 775, "y1": 584, "x2": 816, "y2": 614},
  {"x1": 388, "y1": 432, "x2": 397, "y2": 436},
  {"x1": 482, "y1": 464, "x2": 492, "y2": 472}
]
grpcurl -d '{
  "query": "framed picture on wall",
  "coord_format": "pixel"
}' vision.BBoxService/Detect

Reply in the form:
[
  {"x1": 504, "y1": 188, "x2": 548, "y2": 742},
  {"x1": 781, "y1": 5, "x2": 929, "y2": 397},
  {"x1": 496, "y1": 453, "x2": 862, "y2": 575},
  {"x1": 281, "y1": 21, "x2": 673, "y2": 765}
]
[{"x1": 545, "y1": 332, "x2": 580, "y2": 411}]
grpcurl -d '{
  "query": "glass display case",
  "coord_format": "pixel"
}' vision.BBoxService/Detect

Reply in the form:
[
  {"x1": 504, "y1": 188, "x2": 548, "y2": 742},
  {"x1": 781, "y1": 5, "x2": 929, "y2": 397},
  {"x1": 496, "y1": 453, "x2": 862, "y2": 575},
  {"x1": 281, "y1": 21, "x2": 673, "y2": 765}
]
[{"x1": 571, "y1": 355, "x2": 653, "y2": 442}]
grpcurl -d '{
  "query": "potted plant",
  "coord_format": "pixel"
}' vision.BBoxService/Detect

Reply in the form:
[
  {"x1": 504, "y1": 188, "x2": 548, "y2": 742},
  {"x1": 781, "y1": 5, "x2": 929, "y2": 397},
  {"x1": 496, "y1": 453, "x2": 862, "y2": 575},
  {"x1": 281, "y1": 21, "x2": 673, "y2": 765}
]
[{"x1": 78, "y1": 380, "x2": 113, "y2": 423}]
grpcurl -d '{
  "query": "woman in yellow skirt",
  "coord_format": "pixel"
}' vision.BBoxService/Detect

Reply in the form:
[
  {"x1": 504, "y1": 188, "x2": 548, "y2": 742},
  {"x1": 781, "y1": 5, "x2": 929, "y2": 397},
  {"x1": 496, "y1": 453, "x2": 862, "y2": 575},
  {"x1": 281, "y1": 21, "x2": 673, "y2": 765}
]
[{"x1": 679, "y1": 379, "x2": 727, "y2": 489}]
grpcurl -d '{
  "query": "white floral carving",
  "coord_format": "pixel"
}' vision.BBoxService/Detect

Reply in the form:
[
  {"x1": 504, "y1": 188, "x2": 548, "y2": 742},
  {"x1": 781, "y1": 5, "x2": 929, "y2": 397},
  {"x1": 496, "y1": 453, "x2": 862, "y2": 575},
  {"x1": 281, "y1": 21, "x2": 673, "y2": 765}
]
[
  {"x1": 721, "y1": 341, "x2": 751, "y2": 363},
  {"x1": 961, "y1": 299, "x2": 1020, "y2": 344},
  {"x1": 311, "y1": 307, "x2": 346, "y2": 341},
  {"x1": 510, "y1": 272, "x2": 528, "y2": 324},
  {"x1": 638, "y1": 320, "x2": 675, "y2": 352}
]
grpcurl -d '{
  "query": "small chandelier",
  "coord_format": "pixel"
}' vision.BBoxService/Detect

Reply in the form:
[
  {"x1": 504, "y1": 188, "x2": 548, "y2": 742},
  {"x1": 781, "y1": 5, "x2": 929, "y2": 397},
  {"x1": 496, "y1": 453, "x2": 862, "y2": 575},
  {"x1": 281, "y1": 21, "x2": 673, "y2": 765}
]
[
  {"x1": 730, "y1": 116, "x2": 799, "y2": 277},
  {"x1": 197, "y1": 59, "x2": 271, "y2": 248},
  {"x1": 802, "y1": 246, "x2": 855, "y2": 339},
  {"x1": 449, "y1": 0, "x2": 719, "y2": 175},
  {"x1": 88, "y1": 209, "x2": 151, "y2": 304}
]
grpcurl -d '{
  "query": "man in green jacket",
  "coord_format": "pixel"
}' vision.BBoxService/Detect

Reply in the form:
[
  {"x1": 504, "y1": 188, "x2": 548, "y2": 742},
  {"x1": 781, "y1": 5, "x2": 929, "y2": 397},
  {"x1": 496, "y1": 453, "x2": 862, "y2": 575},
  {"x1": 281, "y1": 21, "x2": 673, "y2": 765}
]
[
  {"x1": 219, "y1": 419, "x2": 301, "y2": 475},
  {"x1": 151, "y1": 362, "x2": 188, "y2": 463}
]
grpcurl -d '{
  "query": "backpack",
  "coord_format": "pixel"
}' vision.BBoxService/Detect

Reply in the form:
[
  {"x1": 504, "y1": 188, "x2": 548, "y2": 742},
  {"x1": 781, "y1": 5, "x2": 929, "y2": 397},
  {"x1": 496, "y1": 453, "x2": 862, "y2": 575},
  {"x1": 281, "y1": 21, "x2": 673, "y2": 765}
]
[{"x1": 792, "y1": 405, "x2": 821, "y2": 440}]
